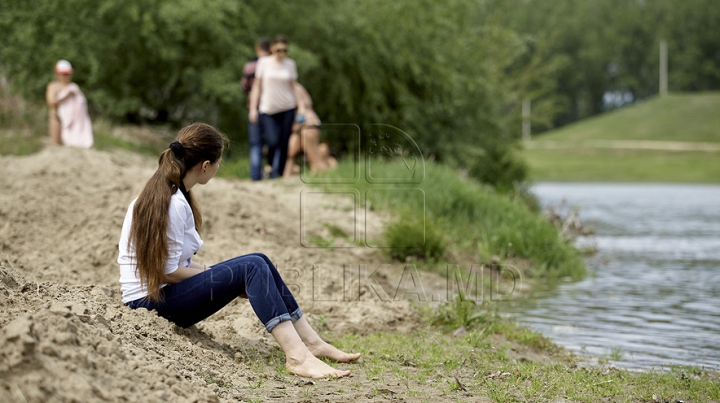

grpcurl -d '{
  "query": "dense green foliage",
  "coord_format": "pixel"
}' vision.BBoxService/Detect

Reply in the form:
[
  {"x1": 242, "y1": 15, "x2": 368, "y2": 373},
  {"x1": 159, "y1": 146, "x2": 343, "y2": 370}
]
[
  {"x1": 486, "y1": 0, "x2": 720, "y2": 128},
  {"x1": 245, "y1": 0, "x2": 549, "y2": 190},
  {"x1": 0, "y1": 0, "x2": 255, "y2": 129},
  {"x1": 2, "y1": 0, "x2": 717, "y2": 187},
  {"x1": 0, "y1": 0, "x2": 537, "y2": 188}
]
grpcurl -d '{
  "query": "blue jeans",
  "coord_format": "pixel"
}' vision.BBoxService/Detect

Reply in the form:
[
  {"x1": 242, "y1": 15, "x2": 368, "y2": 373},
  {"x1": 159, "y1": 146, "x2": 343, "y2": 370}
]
[
  {"x1": 126, "y1": 253, "x2": 302, "y2": 332},
  {"x1": 248, "y1": 119, "x2": 264, "y2": 181},
  {"x1": 259, "y1": 108, "x2": 296, "y2": 178}
]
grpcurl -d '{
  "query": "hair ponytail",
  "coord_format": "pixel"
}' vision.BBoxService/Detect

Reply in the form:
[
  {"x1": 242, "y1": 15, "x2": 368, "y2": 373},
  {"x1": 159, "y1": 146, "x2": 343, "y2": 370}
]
[{"x1": 129, "y1": 123, "x2": 227, "y2": 301}]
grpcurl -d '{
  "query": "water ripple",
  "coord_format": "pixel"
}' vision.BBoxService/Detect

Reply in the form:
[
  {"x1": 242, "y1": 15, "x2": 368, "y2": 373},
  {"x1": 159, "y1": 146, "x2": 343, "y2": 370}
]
[{"x1": 506, "y1": 183, "x2": 720, "y2": 370}]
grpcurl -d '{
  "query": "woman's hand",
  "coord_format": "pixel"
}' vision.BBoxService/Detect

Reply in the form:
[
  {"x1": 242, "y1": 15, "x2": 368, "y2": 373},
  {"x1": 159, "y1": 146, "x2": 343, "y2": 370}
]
[
  {"x1": 249, "y1": 109, "x2": 258, "y2": 124},
  {"x1": 59, "y1": 91, "x2": 75, "y2": 103}
]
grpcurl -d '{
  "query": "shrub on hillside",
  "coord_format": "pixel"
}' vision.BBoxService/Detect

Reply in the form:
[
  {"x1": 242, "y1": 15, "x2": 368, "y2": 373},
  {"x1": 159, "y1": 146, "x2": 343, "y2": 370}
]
[{"x1": 385, "y1": 213, "x2": 446, "y2": 262}]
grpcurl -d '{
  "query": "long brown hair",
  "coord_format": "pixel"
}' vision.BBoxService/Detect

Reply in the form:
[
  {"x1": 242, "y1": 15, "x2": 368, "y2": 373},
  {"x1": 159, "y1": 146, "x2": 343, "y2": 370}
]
[{"x1": 130, "y1": 123, "x2": 227, "y2": 301}]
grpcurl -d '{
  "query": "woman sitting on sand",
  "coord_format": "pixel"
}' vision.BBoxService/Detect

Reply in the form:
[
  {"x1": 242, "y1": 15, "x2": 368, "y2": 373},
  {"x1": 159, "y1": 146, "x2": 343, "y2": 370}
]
[{"x1": 117, "y1": 123, "x2": 359, "y2": 378}]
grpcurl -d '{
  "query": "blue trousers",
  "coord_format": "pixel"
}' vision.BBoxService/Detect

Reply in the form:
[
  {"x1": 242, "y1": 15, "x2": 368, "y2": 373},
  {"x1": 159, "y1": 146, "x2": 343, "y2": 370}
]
[
  {"x1": 126, "y1": 253, "x2": 302, "y2": 332},
  {"x1": 248, "y1": 119, "x2": 264, "y2": 181},
  {"x1": 259, "y1": 108, "x2": 296, "y2": 178}
]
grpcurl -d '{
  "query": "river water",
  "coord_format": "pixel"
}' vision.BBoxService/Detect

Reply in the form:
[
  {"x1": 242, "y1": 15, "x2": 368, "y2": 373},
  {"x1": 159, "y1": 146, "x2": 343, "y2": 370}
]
[{"x1": 505, "y1": 183, "x2": 720, "y2": 370}]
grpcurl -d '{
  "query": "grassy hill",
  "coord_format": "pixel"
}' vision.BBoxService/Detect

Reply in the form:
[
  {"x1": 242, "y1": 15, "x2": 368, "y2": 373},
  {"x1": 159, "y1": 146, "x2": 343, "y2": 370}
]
[{"x1": 523, "y1": 93, "x2": 720, "y2": 182}]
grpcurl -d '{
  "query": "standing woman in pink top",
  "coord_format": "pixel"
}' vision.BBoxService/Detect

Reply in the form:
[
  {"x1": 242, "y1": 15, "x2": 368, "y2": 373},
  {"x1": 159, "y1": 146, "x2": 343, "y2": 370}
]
[
  {"x1": 248, "y1": 36, "x2": 301, "y2": 178},
  {"x1": 45, "y1": 60, "x2": 94, "y2": 148}
]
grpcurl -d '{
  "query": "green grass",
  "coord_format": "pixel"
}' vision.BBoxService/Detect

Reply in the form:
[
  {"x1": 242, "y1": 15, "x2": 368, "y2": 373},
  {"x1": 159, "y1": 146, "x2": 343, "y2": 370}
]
[
  {"x1": 93, "y1": 131, "x2": 167, "y2": 156},
  {"x1": 536, "y1": 93, "x2": 720, "y2": 143},
  {"x1": 334, "y1": 326, "x2": 720, "y2": 402},
  {"x1": 216, "y1": 155, "x2": 251, "y2": 179},
  {"x1": 313, "y1": 159, "x2": 586, "y2": 281},
  {"x1": 524, "y1": 93, "x2": 720, "y2": 182},
  {"x1": 525, "y1": 148, "x2": 720, "y2": 183}
]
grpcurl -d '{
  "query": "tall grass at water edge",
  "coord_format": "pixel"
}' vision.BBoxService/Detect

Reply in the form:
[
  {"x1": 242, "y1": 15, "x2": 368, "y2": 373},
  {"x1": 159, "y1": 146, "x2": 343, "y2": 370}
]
[{"x1": 312, "y1": 159, "x2": 586, "y2": 281}]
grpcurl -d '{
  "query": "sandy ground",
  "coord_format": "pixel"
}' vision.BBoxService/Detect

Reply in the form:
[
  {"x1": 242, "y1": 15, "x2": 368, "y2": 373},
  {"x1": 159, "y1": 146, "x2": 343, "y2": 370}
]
[{"x1": 0, "y1": 146, "x2": 464, "y2": 402}]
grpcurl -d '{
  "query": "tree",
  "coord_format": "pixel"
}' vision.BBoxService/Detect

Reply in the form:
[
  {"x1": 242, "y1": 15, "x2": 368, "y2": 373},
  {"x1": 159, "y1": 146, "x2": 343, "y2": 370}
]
[{"x1": 0, "y1": 0, "x2": 255, "y2": 130}]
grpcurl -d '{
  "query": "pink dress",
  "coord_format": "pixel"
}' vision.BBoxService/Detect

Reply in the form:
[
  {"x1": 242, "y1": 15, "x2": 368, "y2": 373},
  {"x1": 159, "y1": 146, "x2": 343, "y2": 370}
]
[{"x1": 56, "y1": 83, "x2": 94, "y2": 148}]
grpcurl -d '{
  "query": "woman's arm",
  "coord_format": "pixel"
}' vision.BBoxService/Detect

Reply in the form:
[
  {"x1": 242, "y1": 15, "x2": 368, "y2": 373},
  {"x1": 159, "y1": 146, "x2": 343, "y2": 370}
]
[
  {"x1": 45, "y1": 83, "x2": 55, "y2": 108},
  {"x1": 45, "y1": 83, "x2": 64, "y2": 108},
  {"x1": 164, "y1": 265, "x2": 205, "y2": 284},
  {"x1": 163, "y1": 197, "x2": 206, "y2": 284},
  {"x1": 248, "y1": 78, "x2": 261, "y2": 123},
  {"x1": 46, "y1": 85, "x2": 75, "y2": 108},
  {"x1": 292, "y1": 80, "x2": 306, "y2": 115}
]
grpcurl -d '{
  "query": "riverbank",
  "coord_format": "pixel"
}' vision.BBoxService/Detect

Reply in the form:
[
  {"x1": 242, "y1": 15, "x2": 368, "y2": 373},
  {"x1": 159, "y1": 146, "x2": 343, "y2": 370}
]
[
  {"x1": 0, "y1": 146, "x2": 536, "y2": 401},
  {"x1": 1, "y1": 147, "x2": 719, "y2": 402},
  {"x1": 2, "y1": 106, "x2": 719, "y2": 401}
]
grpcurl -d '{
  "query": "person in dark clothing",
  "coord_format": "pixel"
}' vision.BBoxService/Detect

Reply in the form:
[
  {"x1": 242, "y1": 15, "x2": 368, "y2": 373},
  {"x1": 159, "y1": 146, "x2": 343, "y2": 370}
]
[{"x1": 242, "y1": 38, "x2": 271, "y2": 180}]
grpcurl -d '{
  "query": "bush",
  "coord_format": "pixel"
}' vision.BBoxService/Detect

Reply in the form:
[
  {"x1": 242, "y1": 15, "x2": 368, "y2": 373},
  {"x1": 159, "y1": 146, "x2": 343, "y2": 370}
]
[
  {"x1": 384, "y1": 213, "x2": 446, "y2": 262},
  {"x1": 0, "y1": 87, "x2": 46, "y2": 155},
  {"x1": 431, "y1": 291, "x2": 499, "y2": 332},
  {"x1": 316, "y1": 159, "x2": 586, "y2": 281}
]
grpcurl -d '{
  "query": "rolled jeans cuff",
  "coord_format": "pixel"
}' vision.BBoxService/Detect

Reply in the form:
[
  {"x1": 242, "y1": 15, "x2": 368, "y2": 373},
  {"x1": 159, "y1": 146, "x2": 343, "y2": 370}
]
[{"x1": 264, "y1": 308, "x2": 303, "y2": 333}]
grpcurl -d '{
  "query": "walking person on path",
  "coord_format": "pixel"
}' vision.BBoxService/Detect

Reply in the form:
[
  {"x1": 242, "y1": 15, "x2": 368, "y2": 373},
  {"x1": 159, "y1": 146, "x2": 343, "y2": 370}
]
[{"x1": 248, "y1": 35, "x2": 301, "y2": 178}]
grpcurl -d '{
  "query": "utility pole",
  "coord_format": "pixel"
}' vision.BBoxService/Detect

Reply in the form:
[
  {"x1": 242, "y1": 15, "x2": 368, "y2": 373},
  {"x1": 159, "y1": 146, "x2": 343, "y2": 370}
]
[
  {"x1": 659, "y1": 40, "x2": 668, "y2": 96},
  {"x1": 522, "y1": 99, "x2": 531, "y2": 141}
]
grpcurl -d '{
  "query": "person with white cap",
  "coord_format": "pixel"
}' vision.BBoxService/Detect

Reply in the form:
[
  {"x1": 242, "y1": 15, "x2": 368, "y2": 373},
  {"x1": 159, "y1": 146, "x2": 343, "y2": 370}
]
[{"x1": 45, "y1": 60, "x2": 93, "y2": 148}]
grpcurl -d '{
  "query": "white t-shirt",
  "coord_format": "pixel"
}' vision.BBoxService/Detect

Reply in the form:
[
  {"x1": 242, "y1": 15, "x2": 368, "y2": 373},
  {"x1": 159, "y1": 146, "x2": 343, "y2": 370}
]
[
  {"x1": 256, "y1": 56, "x2": 298, "y2": 115},
  {"x1": 118, "y1": 190, "x2": 203, "y2": 303}
]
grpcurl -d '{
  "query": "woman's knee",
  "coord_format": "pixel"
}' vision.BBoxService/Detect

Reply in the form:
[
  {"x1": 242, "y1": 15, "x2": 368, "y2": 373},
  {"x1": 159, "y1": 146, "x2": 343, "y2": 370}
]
[
  {"x1": 244, "y1": 255, "x2": 272, "y2": 277},
  {"x1": 247, "y1": 252, "x2": 271, "y2": 262}
]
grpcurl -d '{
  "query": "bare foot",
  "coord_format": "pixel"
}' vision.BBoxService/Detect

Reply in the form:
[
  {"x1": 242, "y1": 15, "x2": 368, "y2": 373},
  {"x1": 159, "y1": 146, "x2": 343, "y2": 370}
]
[
  {"x1": 307, "y1": 340, "x2": 361, "y2": 363},
  {"x1": 286, "y1": 353, "x2": 351, "y2": 379}
]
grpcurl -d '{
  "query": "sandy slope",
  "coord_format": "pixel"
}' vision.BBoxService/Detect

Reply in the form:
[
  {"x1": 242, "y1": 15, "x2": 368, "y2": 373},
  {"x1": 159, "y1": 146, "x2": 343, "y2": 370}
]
[{"x1": 0, "y1": 146, "x2": 426, "y2": 402}]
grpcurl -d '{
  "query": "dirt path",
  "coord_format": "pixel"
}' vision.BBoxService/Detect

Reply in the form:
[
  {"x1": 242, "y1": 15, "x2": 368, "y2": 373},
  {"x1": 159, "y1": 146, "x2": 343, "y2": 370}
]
[
  {"x1": 0, "y1": 146, "x2": 453, "y2": 402},
  {"x1": 525, "y1": 139, "x2": 720, "y2": 152}
]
